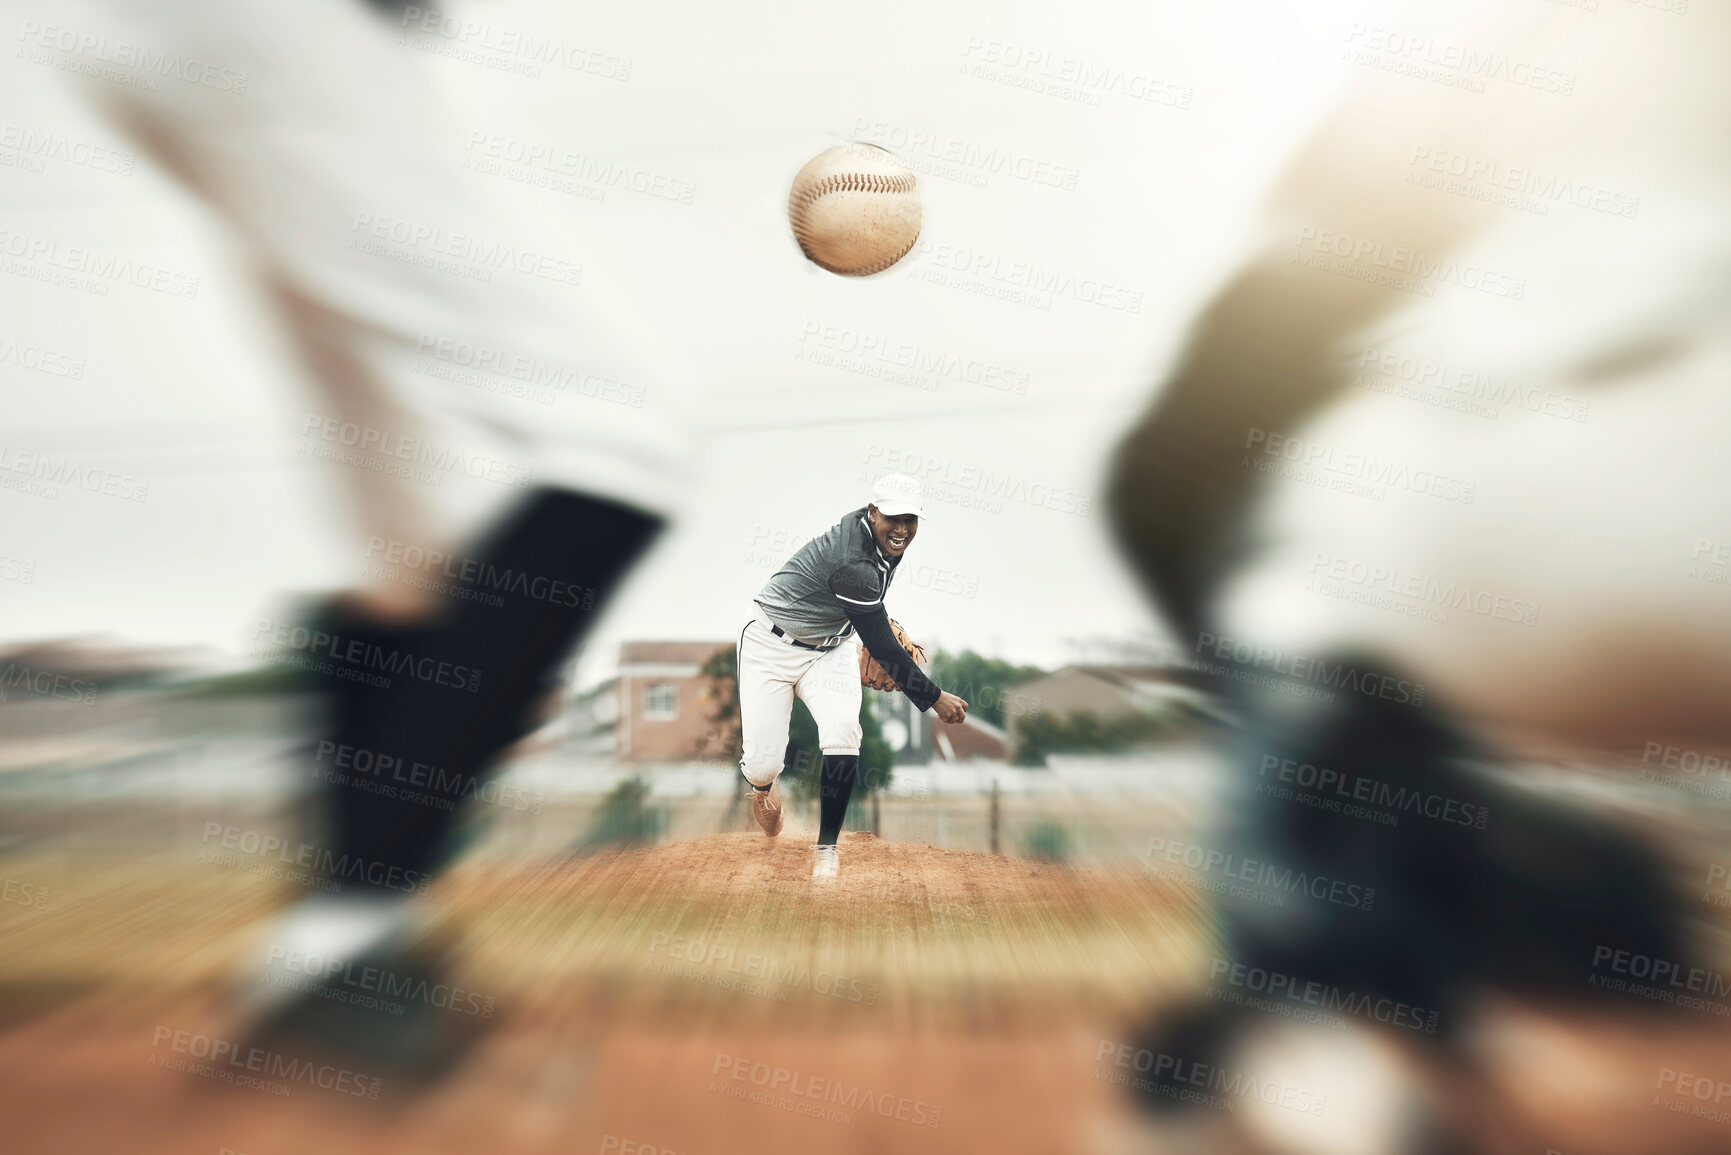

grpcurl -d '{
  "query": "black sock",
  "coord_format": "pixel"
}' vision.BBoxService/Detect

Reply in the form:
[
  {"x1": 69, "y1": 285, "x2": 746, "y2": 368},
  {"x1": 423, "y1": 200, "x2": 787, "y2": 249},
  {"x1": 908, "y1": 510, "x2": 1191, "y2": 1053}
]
[
  {"x1": 324, "y1": 488, "x2": 661, "y2": 890},
  {"x1": 817, "y1": 754, "x2": 858, "y2": 846},
  {"x1": 302, "y1": 604, "x2": 435, "y2": 890}
]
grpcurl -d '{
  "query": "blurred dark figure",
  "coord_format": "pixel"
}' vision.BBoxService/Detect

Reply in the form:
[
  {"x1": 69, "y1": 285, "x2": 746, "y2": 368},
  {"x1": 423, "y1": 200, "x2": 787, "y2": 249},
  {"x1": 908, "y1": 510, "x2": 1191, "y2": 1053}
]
[{"x1": 1106, "y1": 3, "x2": 1731, "y2": 1149}]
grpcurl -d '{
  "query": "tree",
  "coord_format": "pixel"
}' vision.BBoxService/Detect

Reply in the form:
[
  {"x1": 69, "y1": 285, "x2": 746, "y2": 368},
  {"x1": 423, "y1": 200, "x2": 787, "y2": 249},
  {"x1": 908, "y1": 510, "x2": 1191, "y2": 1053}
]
[
  {"x1": 927, "y1": 649, "x2": 1046, "y2": 728},
  {"x1": 858, "y1": 696, "x2": 896, "y2": 797},
  {"x1": 694, "y1": 645, "x2": 741, "y2": 761},
  {"x1": 577, "y1": 778, "x2": 666, "y2": 849},
  {"x1": 1011, "y1": 708, "x2": 1174, "y2": 767}
]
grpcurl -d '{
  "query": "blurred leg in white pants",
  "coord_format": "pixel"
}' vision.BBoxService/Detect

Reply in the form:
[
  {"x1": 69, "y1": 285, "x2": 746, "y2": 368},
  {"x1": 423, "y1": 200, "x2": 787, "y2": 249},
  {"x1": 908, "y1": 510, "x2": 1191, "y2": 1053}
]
[
  {"x1": 11, "y1": 0, "x2": 690, "y2": 617},
  {"x1": 4, "y1": 0, "x2": 690, "y2": 1056}
]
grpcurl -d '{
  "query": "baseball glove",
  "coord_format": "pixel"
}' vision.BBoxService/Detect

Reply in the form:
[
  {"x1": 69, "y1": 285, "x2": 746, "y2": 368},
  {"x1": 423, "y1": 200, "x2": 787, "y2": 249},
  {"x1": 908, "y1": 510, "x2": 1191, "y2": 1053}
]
[{"x1": 860, "y1": 619, "x2": 928, "y2": 691}]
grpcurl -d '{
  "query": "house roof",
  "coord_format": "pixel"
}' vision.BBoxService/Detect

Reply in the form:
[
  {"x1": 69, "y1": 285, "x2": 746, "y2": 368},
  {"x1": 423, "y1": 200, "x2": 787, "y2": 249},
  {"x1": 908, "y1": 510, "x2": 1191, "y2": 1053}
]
[
  {"x1": 931, "y1": 713, "x2": 1009, "y2": 761},
  {"x1": 619, "y1": 641, "x2": 731, "y2": 666},
  {"x1": 1031, "y1": 664, "x2": 1201, "y2": 690}
]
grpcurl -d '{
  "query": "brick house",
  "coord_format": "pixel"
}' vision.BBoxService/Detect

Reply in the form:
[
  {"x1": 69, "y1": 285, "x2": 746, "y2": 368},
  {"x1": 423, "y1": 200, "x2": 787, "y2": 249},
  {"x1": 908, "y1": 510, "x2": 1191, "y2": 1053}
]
[{"x1": 616, "y1": 641, "x2": 732, "y2": 762}]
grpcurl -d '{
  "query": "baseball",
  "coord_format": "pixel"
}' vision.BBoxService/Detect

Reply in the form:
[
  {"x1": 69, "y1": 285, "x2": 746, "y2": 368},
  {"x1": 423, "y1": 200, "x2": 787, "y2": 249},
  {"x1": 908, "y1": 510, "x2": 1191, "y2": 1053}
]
[{"x1": 787, "y1": 144, "x2": 922, "y2": 276}]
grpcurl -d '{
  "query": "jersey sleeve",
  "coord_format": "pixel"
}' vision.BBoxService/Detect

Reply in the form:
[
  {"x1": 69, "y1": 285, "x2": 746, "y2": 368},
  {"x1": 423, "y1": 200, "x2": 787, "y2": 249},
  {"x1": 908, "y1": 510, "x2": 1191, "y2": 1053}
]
[
  {"x1": 842, "y1": 602, "x2": 943, "y2": 712},
  {"x1": 826, "y1": 561, "x2": 885, "y2": 609}
]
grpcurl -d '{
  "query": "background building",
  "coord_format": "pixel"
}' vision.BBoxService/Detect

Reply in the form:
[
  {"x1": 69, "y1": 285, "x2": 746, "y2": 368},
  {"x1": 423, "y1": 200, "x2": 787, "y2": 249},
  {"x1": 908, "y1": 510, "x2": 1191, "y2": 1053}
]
[
  {"x1": 1004, "y1": 665, "x2": 1210, "y2": 758},
  {"x1": 875, "y1": 689, "x2": 1009, "y2": 763},
  {"x1": 615, "y1": 641, "x2": 731, "y2": 762}
]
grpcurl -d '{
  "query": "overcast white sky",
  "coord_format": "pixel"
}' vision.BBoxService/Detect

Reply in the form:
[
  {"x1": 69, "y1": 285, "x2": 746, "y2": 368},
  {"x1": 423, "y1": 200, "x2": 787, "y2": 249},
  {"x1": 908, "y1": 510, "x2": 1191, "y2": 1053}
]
[{"x1": 0, "y1": 0, "x2": 1374, "y2": 685}]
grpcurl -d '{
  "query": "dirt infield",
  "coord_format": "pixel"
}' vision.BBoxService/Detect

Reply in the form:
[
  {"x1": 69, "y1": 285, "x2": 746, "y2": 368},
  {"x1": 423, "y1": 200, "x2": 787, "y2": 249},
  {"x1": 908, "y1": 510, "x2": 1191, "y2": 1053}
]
[
  {"x1": 0, "y1": 831, "x2": 1211, "y2": 1154},
  {"x1": 10, "y1": 828, "x2": 1728, "y2": 1153}
]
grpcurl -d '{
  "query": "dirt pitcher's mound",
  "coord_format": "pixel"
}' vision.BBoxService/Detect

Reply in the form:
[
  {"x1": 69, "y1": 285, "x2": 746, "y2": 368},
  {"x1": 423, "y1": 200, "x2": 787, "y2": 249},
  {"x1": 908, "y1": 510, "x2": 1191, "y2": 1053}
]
[{"x1": 451, "y1": 831, "x2": 1211, "y2": 1025}]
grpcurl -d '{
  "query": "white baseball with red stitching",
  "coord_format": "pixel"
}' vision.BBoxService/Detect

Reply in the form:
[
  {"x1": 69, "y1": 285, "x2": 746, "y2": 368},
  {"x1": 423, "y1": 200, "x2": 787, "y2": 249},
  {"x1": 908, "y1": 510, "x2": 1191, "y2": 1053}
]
[{"x1": 788, "y1": 144, "x2": 922, "y2": 276}]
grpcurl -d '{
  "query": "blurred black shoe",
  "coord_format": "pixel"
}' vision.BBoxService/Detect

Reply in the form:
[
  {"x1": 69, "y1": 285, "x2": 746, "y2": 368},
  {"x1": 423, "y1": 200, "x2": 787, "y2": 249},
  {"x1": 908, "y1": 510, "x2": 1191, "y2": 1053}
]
[{"x1": 244, "y1": 937, "x2": 490, "y2": 1090}]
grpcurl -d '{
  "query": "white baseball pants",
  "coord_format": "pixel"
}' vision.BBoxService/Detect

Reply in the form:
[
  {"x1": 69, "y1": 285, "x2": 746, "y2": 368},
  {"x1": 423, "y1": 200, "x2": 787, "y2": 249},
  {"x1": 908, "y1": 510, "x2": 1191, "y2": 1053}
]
[{"x1": 736, "y1": 616, "x2": 862, "y2": 787}]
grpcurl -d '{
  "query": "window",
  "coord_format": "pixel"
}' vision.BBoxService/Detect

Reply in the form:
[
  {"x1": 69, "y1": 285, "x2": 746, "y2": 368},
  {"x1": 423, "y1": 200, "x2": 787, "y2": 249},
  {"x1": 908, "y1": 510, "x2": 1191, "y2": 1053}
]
[{"x1": 643, "y1": 682, "x2": 678, "y2": 721}]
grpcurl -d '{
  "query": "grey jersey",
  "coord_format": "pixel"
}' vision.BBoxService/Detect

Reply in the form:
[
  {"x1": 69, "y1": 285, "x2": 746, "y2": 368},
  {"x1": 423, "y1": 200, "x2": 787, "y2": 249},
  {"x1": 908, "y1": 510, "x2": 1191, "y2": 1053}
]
[{"x1": 754, "y1": 506, "x2": 896, "y2": 641}]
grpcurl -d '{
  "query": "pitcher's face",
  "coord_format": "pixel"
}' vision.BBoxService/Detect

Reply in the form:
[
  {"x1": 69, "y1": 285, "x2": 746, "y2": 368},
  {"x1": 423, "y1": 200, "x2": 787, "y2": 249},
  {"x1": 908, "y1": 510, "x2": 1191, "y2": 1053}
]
[{"x1": 868, "y1": 506, "x2": 919, "y2": 558}]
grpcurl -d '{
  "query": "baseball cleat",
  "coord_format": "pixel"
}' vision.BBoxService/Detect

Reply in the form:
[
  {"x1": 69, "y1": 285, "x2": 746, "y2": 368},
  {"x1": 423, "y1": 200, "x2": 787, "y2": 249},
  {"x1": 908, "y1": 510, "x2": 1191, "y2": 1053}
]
[
  {"x1": 750, "y1": 781, "x2": 783, "y2": 837},
  {"x1": 812, "y1": 844, "x2": 839, "y2": 879}
]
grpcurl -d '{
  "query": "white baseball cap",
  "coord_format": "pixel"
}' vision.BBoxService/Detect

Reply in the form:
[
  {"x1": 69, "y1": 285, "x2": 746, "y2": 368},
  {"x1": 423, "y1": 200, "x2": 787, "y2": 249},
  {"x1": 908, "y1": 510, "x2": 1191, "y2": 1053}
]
[{"x1": 870, "y1": 473, "x2": 924, "y2": 517}]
